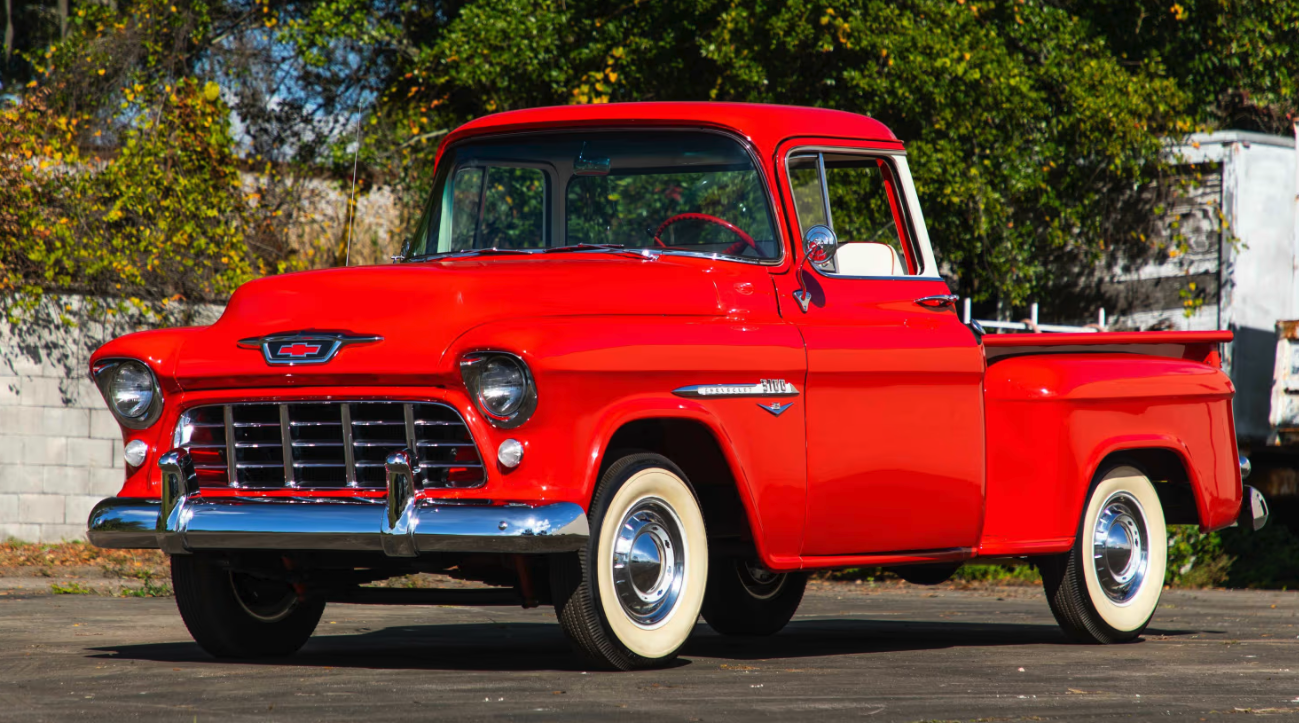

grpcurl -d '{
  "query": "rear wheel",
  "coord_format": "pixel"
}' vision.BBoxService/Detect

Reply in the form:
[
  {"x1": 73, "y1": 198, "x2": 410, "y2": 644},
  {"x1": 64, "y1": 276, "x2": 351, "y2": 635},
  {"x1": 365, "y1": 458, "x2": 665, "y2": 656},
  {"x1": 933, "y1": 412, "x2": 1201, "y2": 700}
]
[
  {"x1": 701, "y1": 557, "x2": 806, "y2": 636},
  {"x1": 1040, "y1": 464, "x2": 1168, "y2": 643},
  {"x1": 551, "y1": 453, "x2": 708, "y2": 670},
  {"x1": 171, "y1": 554, "x2": 324, "y2": 658}
]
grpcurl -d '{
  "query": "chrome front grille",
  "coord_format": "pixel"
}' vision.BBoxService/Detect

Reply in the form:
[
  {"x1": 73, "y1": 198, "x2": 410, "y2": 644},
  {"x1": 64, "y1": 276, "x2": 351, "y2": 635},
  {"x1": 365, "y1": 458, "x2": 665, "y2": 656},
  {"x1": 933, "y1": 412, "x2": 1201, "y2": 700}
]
[{"x1": 174, "y1": 402, "x2": 485, "y2": 490}]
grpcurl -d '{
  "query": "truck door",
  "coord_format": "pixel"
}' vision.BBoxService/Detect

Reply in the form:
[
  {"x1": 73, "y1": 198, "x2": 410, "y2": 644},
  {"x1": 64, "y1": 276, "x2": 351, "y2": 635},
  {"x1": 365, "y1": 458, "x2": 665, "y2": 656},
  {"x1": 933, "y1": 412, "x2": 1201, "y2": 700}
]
[{"x1": 772, "y1": 142, "x2": 986, "y2": 556}]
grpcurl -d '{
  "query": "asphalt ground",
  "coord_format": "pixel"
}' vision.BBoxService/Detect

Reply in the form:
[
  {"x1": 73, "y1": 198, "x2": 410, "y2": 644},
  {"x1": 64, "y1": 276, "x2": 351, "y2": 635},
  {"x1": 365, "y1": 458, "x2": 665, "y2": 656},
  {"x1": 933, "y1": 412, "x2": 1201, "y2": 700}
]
[{"x1": 0, "y1": 580, "x2": 1296, "y2": 722}]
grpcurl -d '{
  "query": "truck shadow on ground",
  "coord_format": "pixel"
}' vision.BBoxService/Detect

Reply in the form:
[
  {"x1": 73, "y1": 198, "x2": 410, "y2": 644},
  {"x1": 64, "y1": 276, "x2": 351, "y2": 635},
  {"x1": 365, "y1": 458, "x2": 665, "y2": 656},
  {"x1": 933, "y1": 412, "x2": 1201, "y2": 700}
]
[{"x1": 88, "y1": 618, "x2": 1208, "y2": 673}]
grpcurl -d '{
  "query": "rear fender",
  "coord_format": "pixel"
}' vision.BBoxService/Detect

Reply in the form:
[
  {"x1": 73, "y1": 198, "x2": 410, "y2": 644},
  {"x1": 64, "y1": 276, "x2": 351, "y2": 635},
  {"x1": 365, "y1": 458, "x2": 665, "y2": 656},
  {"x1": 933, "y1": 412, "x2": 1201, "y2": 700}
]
[{"x1": 980, "y1": 352, "x2": 1240, "y2": 557}]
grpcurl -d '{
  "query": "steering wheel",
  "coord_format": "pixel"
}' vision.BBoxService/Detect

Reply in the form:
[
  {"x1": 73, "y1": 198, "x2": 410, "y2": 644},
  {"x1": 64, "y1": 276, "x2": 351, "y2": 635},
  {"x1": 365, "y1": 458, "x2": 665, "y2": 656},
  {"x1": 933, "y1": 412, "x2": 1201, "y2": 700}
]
[{"x1": 653, "y1": 213, "x2": 758, "y2": 257}]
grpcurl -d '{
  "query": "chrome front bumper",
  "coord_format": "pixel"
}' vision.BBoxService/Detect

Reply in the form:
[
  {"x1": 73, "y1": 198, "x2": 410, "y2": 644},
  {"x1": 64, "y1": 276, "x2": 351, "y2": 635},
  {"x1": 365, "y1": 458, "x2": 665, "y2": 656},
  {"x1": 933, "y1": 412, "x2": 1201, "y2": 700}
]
[{"x1": 87, "y1": 449, "x2": 589, "y2": 555}]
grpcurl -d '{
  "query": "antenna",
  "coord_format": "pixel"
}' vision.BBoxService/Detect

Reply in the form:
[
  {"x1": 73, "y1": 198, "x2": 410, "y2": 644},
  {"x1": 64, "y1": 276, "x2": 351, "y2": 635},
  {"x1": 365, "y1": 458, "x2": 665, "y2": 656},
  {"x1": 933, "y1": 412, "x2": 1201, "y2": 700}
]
[{"x1": 344, "y1": 115, "x2": 363, "y2": 267}]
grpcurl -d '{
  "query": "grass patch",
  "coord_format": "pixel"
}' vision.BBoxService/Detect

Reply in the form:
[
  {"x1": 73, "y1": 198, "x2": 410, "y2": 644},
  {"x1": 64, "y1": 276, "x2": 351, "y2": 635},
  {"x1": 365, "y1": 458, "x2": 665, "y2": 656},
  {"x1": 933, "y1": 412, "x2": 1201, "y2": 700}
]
[
  {"x1": 953, "y1": 564, "x2": 1041, "y2": 584},
  {"x1": 819, "y1": 564, "x2": 1040, "y2": 585},
  {"x1": 115, "y1": 569, "x2": 173, "y2": 597},
  {"x1": 50, "y1": 581, "x2": 93, "y2": 595}
]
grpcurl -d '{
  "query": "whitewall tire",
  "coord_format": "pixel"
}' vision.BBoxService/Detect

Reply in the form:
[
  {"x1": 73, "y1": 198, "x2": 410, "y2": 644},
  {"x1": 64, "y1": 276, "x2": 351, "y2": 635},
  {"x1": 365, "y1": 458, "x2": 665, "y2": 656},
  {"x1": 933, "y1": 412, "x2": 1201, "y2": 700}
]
[
  {"x1": 1041, "y1": 464, "x2": 1168, "y2": 643},
  {"x1": 551, "y1": 453, "x2": 708, "y2": 669}
]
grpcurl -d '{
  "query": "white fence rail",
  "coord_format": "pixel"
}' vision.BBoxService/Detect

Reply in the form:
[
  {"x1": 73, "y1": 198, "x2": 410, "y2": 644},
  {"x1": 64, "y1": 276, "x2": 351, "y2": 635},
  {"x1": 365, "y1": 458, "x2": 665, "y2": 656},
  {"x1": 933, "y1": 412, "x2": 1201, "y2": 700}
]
[{"x1": 963, "y1": 298, "x2": 1107, "y2": 334}]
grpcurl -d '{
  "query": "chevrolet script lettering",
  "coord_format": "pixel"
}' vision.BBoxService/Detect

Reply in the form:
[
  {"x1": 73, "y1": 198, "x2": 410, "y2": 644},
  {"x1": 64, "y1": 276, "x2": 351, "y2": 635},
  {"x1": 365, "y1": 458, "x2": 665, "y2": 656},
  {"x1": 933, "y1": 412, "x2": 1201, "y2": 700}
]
[{"x1": 672, "y1": 379, "x2": 799, "y2": 398}]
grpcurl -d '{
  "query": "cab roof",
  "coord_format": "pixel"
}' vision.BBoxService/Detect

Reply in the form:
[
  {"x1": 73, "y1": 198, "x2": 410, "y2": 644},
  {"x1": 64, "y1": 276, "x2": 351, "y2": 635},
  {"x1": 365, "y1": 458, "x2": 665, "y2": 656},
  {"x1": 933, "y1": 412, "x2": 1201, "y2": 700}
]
[{"x1": 442, "y1": 102, "x2": 900, "y2": 158}]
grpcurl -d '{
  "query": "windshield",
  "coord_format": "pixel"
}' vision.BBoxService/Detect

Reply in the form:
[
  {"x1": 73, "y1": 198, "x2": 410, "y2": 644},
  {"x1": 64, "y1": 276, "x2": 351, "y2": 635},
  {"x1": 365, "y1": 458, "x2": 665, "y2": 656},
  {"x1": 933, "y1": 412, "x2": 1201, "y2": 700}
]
[{"x1": 402, "y1": 131, "x2": 780, "y2": 261}]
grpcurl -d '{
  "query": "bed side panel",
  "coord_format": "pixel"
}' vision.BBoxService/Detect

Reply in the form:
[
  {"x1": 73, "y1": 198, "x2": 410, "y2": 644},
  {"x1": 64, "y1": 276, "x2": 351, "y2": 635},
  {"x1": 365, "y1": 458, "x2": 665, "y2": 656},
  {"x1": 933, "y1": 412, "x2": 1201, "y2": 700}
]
[{"x1": 979, "y1": 353, "x2": 1239, "y2": 556}]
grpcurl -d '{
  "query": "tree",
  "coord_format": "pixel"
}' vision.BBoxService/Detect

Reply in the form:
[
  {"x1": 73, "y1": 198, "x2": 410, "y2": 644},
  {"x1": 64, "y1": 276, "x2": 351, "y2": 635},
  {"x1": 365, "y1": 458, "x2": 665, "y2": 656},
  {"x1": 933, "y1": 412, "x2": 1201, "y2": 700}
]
[
  {"x1": 12, "y1": 0, "x2": 1289, "y2": 320},
  {"x1": 1064, "y1": 0, "x2": 1299, "y2": 134},
  {"x1": 308, "y1": 0, "x2": 1184, "y2": 314}
]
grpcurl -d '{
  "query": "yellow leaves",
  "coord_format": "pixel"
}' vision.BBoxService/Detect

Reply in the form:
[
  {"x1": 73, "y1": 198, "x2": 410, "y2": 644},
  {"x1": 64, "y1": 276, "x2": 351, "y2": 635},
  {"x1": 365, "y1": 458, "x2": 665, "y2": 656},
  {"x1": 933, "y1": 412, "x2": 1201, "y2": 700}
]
[
  {"x1": 97, "y1": 69, "x2": 106, "y2": 75},
  {"x1": 203, "y1": 81, "x2": 220, "y2": 101},
  {"x1": 1170, "y1": 3, "x2": 1185, "y2": 20}
]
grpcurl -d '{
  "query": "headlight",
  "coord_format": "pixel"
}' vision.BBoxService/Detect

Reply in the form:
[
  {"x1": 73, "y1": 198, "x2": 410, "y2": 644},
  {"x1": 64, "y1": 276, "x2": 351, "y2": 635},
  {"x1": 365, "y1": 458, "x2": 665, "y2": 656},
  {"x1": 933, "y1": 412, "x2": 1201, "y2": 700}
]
[
  {"x1": 93, "y1": 359, "x2": 163, "y2": 429},
  {"x1": 460, "y1": 352, "x2": 537, "y2": 428},
  {"x1": 109, "y1": 362, "x2": 154, "y2": 418}
]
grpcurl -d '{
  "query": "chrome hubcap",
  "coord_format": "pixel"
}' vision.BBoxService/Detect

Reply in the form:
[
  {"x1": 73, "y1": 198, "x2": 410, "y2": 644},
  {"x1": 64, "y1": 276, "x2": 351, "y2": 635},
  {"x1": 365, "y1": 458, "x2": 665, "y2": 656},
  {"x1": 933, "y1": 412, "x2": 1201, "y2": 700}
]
[
  {"x1": 736, "y1": 559, "x2": 786, "y2": 600},
  {"x1": 612, "y1": 498, "x2": 687, "y2": 627},
  {"x1": 1092, "y1": 492, "x2": 1150, "y2": 605},
  {"x1": 230, "y1": 572, "x2": 298, "y2": 623}
]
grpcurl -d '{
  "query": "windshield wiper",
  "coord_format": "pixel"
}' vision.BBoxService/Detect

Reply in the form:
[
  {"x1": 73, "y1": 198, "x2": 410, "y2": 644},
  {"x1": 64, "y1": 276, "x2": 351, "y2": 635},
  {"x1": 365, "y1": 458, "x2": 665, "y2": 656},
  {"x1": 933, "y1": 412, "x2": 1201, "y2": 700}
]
[
  {"x1": 542, "y1": 244, "x2": 657, "y2": 258},
  {"x1": 430, "y1": 247, "x2": 532, "y2": 260}
]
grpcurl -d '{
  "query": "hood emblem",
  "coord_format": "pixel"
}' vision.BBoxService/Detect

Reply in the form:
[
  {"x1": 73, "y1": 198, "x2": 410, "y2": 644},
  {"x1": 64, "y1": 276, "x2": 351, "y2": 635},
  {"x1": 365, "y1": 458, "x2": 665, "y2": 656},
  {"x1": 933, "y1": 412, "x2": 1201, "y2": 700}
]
[
  {"x1": 238, "y1": 332, "x2": 383, "y2": 366},
  {"x1": 758, "y1": 401, "x2": 794, "y2": 416}
]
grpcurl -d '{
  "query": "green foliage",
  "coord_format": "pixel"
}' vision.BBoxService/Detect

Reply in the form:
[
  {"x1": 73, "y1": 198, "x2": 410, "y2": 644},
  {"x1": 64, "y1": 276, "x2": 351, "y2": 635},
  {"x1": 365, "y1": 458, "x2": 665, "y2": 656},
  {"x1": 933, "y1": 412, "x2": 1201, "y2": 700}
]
[
  {"x1": 1166, "y1": 525, "x2": 1233, "y2": 588},
  {"x1": 953, "y1": 564, "x2": 1040, "y2": 584},
  {"x1": 339, "y1": 0, "x2": 1187, "y2": 309},
  {"x1": 49, "y1": 581, "x2": 93, "y2": 594},
  {"x1": 6, "y1": 0, "x2": 1299, "y2": 322},
  {"x1": 1065, "y1": 0, "x2": 1299, "y2": 134},
  {"x1": 118, "y1": 570, "x2": 173, "y2": 597},
  {"x1": 1220, "y1": 523, "x2": 1299, "y2": 590},
  {"x1": 1, "y1": 77, "x2": 255, "y2": 324}
]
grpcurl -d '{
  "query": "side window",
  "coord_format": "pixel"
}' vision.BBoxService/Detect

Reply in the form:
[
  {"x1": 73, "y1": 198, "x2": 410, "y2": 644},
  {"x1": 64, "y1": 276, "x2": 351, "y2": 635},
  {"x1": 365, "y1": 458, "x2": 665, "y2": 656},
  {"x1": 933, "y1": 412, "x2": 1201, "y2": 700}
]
[
  {"x1": 786, "y1": 151, "x2": 918, "y2": 277},
  {"x1": 444, "y1": 165, "x2": 548, "y2": 251}
]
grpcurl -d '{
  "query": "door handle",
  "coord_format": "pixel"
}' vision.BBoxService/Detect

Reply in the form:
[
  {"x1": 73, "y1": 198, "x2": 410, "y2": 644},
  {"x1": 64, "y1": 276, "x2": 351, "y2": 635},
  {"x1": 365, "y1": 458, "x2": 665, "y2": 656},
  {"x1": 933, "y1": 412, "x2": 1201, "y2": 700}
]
[{"x1": 915, "y1": 294, "x2": 959, "y2": 309}]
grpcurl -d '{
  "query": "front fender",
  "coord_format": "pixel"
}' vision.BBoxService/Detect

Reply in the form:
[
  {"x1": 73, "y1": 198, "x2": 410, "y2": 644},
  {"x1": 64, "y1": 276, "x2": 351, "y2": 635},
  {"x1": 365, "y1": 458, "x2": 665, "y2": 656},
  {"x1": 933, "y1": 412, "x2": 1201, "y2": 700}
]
[{"x1": 446, "y1": 313, "x2": 808, "y2": 566}]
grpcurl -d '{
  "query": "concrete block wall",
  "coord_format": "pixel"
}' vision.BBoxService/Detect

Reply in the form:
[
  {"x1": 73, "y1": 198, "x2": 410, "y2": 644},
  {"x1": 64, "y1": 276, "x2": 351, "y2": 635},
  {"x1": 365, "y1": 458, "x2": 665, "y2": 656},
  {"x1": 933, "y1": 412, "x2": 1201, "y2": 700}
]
[
  {"x1": 0, "y1": 295, "x2": 223, "y2": 542},
  {"x1": 0, "y1": 362, "x2": 122, "y2": 542}
]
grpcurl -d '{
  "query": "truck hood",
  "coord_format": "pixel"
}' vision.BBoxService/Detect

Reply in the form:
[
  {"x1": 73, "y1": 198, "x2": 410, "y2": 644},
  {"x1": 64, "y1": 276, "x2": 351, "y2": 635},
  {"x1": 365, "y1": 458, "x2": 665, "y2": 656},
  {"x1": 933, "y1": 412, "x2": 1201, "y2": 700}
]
[{"x1": 171, "y1": 255, "x2": 731, "y2": 390}]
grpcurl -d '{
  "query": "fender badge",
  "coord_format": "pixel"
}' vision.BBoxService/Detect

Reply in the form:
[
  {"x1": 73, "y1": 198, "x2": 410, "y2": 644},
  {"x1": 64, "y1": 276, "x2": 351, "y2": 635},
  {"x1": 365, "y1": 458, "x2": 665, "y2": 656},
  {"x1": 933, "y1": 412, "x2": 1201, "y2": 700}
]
[
  {"x1": 758, "y1": 401, "x2": 794, "y2": 416},
  {"x1": 673, "y1": 379, "x2": 799, "y2": 398}
]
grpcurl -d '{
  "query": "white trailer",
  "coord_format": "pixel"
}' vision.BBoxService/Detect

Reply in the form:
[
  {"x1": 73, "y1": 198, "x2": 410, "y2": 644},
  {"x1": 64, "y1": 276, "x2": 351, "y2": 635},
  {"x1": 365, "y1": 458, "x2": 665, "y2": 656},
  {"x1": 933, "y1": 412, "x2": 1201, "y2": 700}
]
[{"x1": 1104, "y1": 127, "x2": 1298, "y2": 447}]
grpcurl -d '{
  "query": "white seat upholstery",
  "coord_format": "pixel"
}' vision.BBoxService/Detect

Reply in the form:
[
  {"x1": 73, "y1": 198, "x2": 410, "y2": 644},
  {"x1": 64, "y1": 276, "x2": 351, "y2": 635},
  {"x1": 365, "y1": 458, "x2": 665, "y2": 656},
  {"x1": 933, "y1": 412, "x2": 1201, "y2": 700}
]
[{"x1": 834, "y1": 242, "x2": 903, "y2": 276}]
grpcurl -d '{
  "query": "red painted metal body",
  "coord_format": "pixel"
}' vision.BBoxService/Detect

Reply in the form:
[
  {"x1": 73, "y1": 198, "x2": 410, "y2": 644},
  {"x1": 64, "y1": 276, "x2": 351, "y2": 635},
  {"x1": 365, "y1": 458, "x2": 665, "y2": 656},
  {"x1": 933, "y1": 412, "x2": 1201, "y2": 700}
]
[{"x1": 89, "y1": 103, "x2": 1244, "y2": 572}]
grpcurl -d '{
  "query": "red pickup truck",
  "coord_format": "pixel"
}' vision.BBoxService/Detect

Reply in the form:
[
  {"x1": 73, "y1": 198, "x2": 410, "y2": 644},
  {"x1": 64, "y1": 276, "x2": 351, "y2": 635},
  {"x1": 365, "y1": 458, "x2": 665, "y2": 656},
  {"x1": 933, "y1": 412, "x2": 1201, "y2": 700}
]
[{"x1": 87, "y1": 103, "x2": 1267, "y2": 670}]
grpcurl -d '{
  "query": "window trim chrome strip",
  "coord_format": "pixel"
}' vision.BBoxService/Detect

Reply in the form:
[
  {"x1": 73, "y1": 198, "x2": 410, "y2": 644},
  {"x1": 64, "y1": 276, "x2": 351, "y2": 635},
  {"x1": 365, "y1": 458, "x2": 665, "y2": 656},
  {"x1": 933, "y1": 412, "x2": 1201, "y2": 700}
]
[{"x1": 782, "y1": 144, "x2": 940, "y2": 280}]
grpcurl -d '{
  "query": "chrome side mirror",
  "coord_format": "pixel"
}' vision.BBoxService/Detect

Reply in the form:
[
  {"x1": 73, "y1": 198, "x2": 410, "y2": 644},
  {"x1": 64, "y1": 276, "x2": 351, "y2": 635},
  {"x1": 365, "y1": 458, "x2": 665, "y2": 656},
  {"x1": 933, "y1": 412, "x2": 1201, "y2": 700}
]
[
  {"x1": 794, "y1": 225, "x2": 839, "y2": 313},
  {"x1": 803, "y1": 224, "x2": 839, "y2": 265}
]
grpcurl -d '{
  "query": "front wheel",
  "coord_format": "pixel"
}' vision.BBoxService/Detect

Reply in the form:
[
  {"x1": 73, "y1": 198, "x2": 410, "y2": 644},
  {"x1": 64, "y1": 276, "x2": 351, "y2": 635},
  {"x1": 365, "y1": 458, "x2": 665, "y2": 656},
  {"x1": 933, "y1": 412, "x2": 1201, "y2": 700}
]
[
  {"x1": 172, "y1": 554, "x2": 325, "y2": 658},
  {"x1": 1039, "y1": 464, "x2": 1168, "y2": 643},
  {"x1": 551, "y1": 453, "x2": 709, "y2": 670},
  {"x1": 701, "y1": 558, "x2": 806, "y2": 636}
]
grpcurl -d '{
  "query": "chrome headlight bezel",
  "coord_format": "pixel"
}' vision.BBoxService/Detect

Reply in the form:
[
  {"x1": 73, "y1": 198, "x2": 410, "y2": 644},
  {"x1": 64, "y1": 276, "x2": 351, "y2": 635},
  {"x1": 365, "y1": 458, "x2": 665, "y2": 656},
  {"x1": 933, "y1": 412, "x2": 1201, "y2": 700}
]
[
  {"x1": 459, "y1": 351, "x2": 537, "y2": 429},
  {"x1": 92, "y1": 358, "x2": 164, "y2": 430}
]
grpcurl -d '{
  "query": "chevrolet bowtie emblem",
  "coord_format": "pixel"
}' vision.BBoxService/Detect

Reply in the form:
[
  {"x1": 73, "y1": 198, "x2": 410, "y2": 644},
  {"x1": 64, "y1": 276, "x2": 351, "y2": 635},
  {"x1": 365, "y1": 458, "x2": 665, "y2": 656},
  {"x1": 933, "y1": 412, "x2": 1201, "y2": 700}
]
[
  {"x1": 758, "y1": 401, "x2": 793, "y2": 416},
  {"x1": 237, "y1": 331, "x2": 383, "y2": 366}
]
